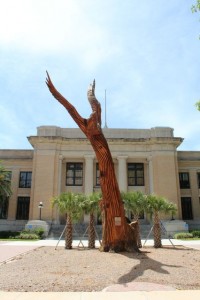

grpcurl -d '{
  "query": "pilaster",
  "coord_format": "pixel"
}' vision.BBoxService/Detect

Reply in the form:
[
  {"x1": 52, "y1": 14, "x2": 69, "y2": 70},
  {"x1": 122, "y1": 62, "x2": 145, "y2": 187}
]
[
  {"x1": 8, "y1": 168, "x2": 20, "y2": 220},
  {"x1": 147, "y1": 156, "x2": 154, "y2": 194},
  {"x1": 117, "y1": 156, "x2": 128, "y2": 192},
  {"x1": 84, "y1": 155, "x2": 94, "y2": 195}
]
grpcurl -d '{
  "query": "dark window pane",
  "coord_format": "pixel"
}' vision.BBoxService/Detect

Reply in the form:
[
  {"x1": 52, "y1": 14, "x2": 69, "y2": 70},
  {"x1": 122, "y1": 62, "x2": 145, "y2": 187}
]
[
  {"x1": 179, "y1": 172, "x2": 190, "y2": 189},
  {"x1": 67, "y1": 170, "x2": 73, "y2": 176},
  {"x1": 16, "y1": 197, "x2": 30, "y2": 220},
  {"x1": 128, "y1": 170, "x2": 135, "y2": 177},
  {"x1": 128, "y1": 163, "x2": 144, "y2": 186},
  {"x1": 75, "y1": 178, "x2": 83, "y2": 185},
  {"x1": 128, "y1": 177, "x2": 135, "y2": 186},
  {"x1": 137, "y1": 170, "x2": 144, "y2": 177},
  {"x1": 66, "y1": 163, "x2": 83, "y2": 186},
  {"x1": 137, "y1": 178, "x2": 144, "y2": 186},
  {"x1": 181, "y1": 197, "x2": 193, "y2": 220},
  {"x1": 197, "y1": 173, "x2": 200, "y2": 189},
  {"x1": 66, "y1": 178, "x2": 73, "y2": 185},
  {"x1": 75, "y1": 170, "x2": 82, "y2": 177},
  {"x1": 19, "y1": 172, "x2": 32, "y2": 188}
]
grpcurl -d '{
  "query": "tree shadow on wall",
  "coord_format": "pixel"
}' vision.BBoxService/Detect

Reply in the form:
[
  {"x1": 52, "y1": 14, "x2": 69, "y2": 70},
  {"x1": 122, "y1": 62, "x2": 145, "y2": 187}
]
[{"x1": 117, "y1": 247, "x2": 182, "y2": 285}]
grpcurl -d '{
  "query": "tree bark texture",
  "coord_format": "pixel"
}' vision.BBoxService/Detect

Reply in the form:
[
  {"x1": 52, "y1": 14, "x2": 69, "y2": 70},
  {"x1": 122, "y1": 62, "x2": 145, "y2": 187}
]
[
  {"x1": 153, "y1": 212, "x2": 162, "y2": 248},
  {"x1": 65, "y1": 213, "x2": 73, "y2": 249},
  {"x1": 46, "y1": 73, "x2": 139, "y2": 252},
  {"x1": 131, "y1": 218, "x2": 142, "y2": 248},
  {"x1": 88, "y1": 212, "x2": 95, "y2": 249}
]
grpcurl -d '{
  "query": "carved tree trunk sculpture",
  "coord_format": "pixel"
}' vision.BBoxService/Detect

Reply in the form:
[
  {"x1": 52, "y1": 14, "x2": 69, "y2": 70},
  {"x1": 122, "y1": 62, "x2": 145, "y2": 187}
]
[{"x1": 46, "y1": 72, "x2": 139, "y2": 252}]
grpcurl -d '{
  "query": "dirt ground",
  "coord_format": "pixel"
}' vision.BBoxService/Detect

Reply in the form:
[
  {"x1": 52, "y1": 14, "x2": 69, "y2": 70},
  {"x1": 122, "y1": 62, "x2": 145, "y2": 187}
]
[{"x1": 0, "y1": 245, "x2": 200, "y2": 292}]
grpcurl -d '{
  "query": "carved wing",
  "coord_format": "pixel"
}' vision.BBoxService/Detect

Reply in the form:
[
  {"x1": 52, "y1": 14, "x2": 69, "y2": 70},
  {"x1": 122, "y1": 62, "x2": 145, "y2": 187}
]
[
  {"x1": 46, "y1": 71, "x2": 86, "y2": 131},
  {"x1": 46, "y1": 71, "x2": 70, "y2": 106}
]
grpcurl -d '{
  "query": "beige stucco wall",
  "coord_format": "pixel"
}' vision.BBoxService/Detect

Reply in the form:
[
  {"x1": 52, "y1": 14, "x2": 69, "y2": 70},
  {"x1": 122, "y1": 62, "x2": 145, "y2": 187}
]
[{"x1": 150, "y1": 151, "x2": 181, "y2": 218}]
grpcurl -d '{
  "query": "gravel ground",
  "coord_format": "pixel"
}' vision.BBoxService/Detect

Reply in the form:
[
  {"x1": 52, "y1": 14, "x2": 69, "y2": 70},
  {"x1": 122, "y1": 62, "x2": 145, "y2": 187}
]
[{"x1": 0, "y1": 245, "x2": 200, "y2": 292}]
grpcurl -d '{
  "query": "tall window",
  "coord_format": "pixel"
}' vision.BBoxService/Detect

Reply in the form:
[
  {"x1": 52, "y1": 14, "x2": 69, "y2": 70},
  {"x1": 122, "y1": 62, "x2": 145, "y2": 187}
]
[
  {"x1": 197, "y1": 173, "x2": 200, "y2": 188},
  {"x1": 179, "y1": 172, "x2": 190, "y2": 189},
  {"x1": 66, "y1": 163, "x2": 83, "y2": 186},
  {"x1": 128, "y1": 163, "x2": 144, "y2": 186},
  {"x1": 181, "y1": 197, "x2": 193, "y2": 220},
  {"x1": 0, "y1": 196, "x2": 9, "y2": 219},
  {"x1": 19, "y1": 172, "x2": 32, "y2": 188},
  {"x1": 16, "y1": 197, "x2": 30, "y2": 220},
  {"x1": 96, "y1": 163, "x2": 100, "y2": 186}
]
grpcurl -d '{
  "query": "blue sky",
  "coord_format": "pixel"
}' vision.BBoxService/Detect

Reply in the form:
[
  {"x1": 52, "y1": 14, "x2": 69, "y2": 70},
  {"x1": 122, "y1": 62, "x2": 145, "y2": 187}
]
[{"x1": 0, "y1": 0, "x2": 200, "y2": 150}]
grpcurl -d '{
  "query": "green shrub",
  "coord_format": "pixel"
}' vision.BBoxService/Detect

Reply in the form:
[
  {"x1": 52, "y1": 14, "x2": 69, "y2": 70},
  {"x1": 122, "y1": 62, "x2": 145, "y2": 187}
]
[
  {"x1": 17, "y1": 232, "x2": 39, "y2": 240},
  {"x1": 190, "y1": 230, "x2": 200, "y2": 238},
  {"x1": 0, "y1": 231, "x2": 20, "y2": 238},
  {"x1": 174, "y1": 232, "x2": 193, "y2": 239},
  {"x1": 22, "y1": 228, "x2": 45, "y2": 239},
  {"x1": 33, "y1": 227, "x2": 45, "y2": 238},
  {"x1": 0, "y1": 228, "x2": 45, "y2": 240}
]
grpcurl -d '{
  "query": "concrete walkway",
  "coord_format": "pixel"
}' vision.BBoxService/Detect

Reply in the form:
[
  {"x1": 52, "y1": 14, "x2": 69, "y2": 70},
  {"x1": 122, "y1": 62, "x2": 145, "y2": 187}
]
[
  {"x1": 1, "y1": 239, "x2": 200, "y2": 299},
  {"x1": 0, "y1": 243, "x2": 39, "y2": 263}
]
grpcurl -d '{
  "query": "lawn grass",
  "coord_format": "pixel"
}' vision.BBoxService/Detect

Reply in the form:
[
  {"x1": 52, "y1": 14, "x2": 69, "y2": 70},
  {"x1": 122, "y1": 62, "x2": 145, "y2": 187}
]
[{"x1": 176, "y1": 237, "x2": 200, "y2": 240}]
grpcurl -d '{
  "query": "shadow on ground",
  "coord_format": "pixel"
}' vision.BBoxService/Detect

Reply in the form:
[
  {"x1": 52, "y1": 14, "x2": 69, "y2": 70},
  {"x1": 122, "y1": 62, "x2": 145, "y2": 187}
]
[{"x1": 117, "y1": 246, "x2": 182, "y2": 284}]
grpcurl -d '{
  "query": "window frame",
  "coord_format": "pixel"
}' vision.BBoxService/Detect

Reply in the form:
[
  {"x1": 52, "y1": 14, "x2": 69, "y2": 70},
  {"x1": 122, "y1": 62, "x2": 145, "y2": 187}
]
[
  {"x1": 181, "y1": 197, "x2": 193, "y2": 220},
  {"x1": 66, "y1": 163, "x2": 83, "y2": 186},
  {"x1": 179, "y1": 172, "x2": 190, "y2": 189},
  {"x1": 127, "y1": 163, "x2": 144, "y2": 186},
  {"x1": 197, "y1": 173, "x2": 200, "y2": 189},
  {"x1": 16, "y1": 196, "x2": 30, "y2": 220},
  {"x1": 19, "y1": 171, "x2": 32, "y2": 188}
]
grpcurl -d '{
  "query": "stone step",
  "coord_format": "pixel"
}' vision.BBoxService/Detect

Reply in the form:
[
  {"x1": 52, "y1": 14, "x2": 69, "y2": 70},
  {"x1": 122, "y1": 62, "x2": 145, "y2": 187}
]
[
  {"x1": 47, "y1": 224, "x2": 102, "y2": 240},
  {"x1": 47, "y1": 223, "x2": 172, "y2": 240}
]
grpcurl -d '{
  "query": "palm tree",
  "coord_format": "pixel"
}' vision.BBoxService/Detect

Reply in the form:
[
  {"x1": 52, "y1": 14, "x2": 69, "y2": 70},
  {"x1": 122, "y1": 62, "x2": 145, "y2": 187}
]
[
  {"x1": 122, "y1": 191, "x2": 145, "y2": 248},
  {"x1": 0, "y1": 161, "x2": 12, "y2": 200},
  {"x1": 52, "y1": 192, "x2": 83, "y2": 249},
  {"x1": 80, "y1": 192, "x2": 101, "y2": 249},
  {"x1": 145, "y1": 194, "x2": 177, "y2": 248}
]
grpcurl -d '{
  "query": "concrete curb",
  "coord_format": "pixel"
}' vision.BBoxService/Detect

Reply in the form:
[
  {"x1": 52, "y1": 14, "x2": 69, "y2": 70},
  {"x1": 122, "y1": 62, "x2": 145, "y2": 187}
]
[{"x1": 0, "y1": 291, "x2": 200, "y2": 300}]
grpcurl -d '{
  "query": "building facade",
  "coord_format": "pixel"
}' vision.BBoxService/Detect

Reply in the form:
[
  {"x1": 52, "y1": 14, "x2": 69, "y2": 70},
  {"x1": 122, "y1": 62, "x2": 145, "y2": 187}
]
[{"x1": 0, "y1": 125, "x2": 200, "y2": 231}]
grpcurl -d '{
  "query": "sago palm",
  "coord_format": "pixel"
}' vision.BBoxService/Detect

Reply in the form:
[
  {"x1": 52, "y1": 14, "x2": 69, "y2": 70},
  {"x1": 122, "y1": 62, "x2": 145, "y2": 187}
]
[
  {"x1": 52, "y1": 192, "x2": 83, "y2": 249},
  {"x1": 80, "y1": 192, "x2": 101, "y2": 248},
  {"x1": 122, "y1": 191, "x2": 145, "y2": 248}
]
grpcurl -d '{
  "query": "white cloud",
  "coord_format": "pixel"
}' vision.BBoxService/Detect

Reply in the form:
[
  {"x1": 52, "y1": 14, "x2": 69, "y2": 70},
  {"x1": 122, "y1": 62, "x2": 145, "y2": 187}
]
[
  {"x1": 0, "y1": 0, "x2": 121, "y2": 72},
  {"x1": 0, "y1": 0, "x2": 199, "y2": 150}
]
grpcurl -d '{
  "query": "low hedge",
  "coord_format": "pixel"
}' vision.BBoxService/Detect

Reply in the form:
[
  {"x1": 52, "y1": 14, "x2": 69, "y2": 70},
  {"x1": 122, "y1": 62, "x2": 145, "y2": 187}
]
[
  {"x1": 16, "y1": 232, "x2": 39, "y2": 240},
  {"x1": 0, "y1": 227, "x2": 45, "y2": 240},
  {"x1": 0, "y1": 231, "x2": 20, "y2": 238},
  {"x1": 32, "y1": 227, "x2": 45, "y2": 238},
  {"x1": 174, "y1": 232, "x2": 193, "y2": 239},
  {"x1": 190, "y1": 230, "x2": 200, "y2": 238}
]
